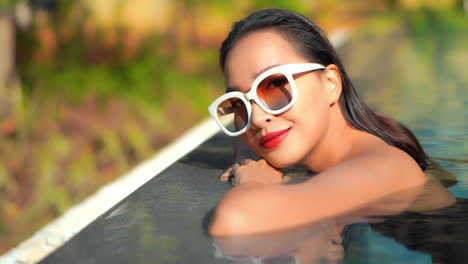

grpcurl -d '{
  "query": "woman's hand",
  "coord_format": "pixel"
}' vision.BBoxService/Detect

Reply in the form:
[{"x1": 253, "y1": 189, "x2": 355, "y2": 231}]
[
  {"x1": 229, "y1": 159, "x2": 284, "y2": 186},
  {"x1": 219, "y1": 136, "x2": 259, "y2": 182}
]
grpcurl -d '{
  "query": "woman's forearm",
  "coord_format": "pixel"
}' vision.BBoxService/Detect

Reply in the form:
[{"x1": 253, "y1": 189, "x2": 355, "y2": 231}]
[
  {"x1": 210, "y1": 182, "x2": 340, "y2": 236},
  {"x1": 210, "y1": 151, "x2": 427, "y2": 236}
]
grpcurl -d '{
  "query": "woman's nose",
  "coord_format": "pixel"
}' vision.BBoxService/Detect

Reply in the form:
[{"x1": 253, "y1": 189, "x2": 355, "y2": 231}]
[{"x1": 250, "y1": 102, "x2": 273, "y2": 129}]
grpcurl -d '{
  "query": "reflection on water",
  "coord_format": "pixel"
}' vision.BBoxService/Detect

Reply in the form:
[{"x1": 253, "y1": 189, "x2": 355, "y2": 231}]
[
  {"x1": 213, "y1": 220, "x2": 341, "y2": 264},
  {"x1": 370, "y1": 198, "x2": 468, "y2": 264},
  {"x1": 210, "y1": 181, "x2": 468, "y2": 264},
  {"x1": 211, "y1": 11, "x2": 468, "y2": 264}
]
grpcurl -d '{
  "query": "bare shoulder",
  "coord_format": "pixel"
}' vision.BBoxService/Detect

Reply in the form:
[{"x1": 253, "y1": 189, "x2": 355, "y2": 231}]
[
  {"x1": 358, "y1": 145, "x2": 456, "y2": 212},
  {"x1": 376, "y1": 146, "x2": 428, "y2": 185},
  {"x1": 363, "y1": 144, "x2": 426, "y2": 184},
  {"x1": 363, "y1": 144, "x2": 423, "y2": 170},
  {"x1": 319, "y1": 143, "x2": 428, "y2": 192}
]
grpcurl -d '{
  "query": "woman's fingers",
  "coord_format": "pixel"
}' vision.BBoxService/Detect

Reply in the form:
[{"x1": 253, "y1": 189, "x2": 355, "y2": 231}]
[
  {"x1": 219, "y1": 159, "x2": 252, "y2": 182},
  {"x1": 231, "y1": 160, "x2": 256, "y2": 186},
  {"x1": 219, "y1": 167, "x2": 232, "y2": 181},
  {"x1": 221, "y1": 159, "x2": 283, "y2": 186},
  {"x1": 219, "y1": 164, "x2": 240, "y2": 182},
  {"x1": 229, "y1": 164, "x2": 241, "y2": 186}
]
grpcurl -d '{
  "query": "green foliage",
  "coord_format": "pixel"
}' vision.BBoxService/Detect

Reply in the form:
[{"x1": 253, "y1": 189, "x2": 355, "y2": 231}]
[
  {"x1": 0, "y1": 163, "x2": 9, "y2": 191},
  {"x1": 0, "y1": 0, "x2": 23, "y2": 9}
]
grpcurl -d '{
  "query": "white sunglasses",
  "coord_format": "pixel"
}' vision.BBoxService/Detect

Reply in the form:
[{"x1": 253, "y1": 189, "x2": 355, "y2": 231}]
[{"x1": 208, "y1": 63, "x2": 325, "y2": 136}]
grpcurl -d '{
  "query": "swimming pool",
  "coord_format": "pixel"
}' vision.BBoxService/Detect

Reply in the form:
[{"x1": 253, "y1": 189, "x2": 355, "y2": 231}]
[{"x1": 39, "y1": 11, "x2": 467, "y2": 264}]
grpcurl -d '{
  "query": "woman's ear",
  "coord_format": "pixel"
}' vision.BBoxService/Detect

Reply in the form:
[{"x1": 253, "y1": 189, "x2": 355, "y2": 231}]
[{"x1": 322, "y1": 64, "x2": 342, "y2": 105}]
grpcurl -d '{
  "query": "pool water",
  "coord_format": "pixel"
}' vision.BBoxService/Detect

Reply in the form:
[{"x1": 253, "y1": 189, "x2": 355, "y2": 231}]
[{"x1": 335, "y1": 10, "x2": 468, "y2": 264}]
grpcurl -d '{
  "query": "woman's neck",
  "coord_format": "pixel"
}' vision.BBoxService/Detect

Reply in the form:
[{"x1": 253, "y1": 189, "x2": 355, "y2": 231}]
[{"x1": 300, "y1": 105, "x2": 374, "y2": 172}]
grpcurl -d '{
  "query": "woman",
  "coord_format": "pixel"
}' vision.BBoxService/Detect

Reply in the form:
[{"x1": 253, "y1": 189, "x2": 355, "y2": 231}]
[{"x1": 207, "y1": 8, "x2": 455, "y2": 237}]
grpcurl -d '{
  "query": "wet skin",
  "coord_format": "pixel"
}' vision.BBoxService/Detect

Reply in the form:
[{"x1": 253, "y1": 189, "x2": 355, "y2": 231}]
[{"x1": 210, "y1": 30, "x2": 452, "y2": 237}]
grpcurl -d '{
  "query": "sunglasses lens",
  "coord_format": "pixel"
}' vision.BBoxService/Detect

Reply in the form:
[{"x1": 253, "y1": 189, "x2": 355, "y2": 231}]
[
  {"x1": 216, "y1": 98, "x2": 249, "y2": 133},
  {"x1": 257, "y1": 73, "x2": 293, "y2": 111}
]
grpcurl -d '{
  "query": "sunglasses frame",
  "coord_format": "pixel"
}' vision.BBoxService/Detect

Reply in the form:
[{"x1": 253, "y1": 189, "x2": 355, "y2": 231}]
[{"x1": 208, "y1": 63, "x2": 326, "y2": 136}]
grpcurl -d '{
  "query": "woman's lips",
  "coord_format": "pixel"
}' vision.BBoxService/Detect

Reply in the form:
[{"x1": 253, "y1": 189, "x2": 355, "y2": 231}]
[{"x1": 259, "y1": 128, "x2": 291, "y2": 149}]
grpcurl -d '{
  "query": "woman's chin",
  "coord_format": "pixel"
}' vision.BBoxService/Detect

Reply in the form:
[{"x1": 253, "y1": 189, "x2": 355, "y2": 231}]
[{"x1": 264, "y1": 156, "x2": 298, "y2": 169}]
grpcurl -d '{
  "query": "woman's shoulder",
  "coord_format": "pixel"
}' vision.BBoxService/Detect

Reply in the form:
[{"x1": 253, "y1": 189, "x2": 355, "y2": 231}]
[
  {"x1": 348, "y1": 142, "x2": 456, "y2": 212},
  {"x1": 342, "y1": 138, "x2": 427, "y2": 187},
  {"x1": 347, "y1": 130, "x2": 421, "y2": 169},
  {"x1": 367, "y1": 143, "x2": 422, "y2": 170}
]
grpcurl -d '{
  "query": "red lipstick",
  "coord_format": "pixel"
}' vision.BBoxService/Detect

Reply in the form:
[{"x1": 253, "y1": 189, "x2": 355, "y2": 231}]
[{"x1": 259, "y1": 128, "x2": 291, "y2": 149}]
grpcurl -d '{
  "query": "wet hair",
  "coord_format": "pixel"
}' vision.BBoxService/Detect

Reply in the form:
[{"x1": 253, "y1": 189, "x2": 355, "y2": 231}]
[{"x1": 220, "y1": 8, "x2": 428, "y2": 170}]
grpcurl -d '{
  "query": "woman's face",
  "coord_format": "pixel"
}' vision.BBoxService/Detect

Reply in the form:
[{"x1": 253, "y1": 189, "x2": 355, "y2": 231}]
[{"x1": 224, "y1": 30, "x2": 340, "y2": 168}]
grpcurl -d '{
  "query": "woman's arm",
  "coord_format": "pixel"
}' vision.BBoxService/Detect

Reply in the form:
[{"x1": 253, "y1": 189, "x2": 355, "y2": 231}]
[{"x1": 210, "y1": 147, "x2": 427, "y2": 236}]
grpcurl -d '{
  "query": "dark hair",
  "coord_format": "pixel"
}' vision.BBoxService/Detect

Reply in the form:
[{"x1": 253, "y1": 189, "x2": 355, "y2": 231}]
[{"x1": 219, "y1": 8, "x2": 428, "y2": 170}]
